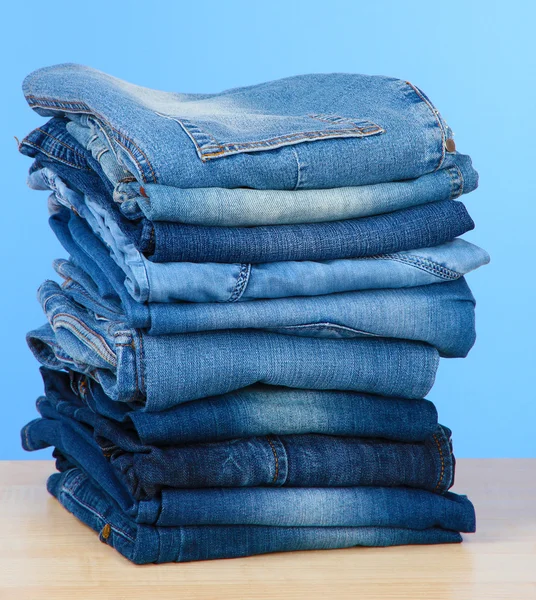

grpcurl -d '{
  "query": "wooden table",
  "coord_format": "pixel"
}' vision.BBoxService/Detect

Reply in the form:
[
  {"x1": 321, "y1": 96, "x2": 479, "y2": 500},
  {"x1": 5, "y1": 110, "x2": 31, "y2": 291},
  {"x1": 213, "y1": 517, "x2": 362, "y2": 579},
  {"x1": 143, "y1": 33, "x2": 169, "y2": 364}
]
[{"x1": 0, "y1": 459, "x2": 534, "y2": 599}]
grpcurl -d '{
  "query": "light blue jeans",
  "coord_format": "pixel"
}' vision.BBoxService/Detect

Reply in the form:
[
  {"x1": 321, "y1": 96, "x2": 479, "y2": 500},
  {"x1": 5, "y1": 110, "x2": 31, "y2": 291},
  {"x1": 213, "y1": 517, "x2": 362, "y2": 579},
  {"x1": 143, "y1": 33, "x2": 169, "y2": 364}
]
[
  {"x1": 34, "y1": 164, "x2": 489, "y2": 304},
  {"x1": 25, "y1": 65, "x2": 464, "y2": 191}
]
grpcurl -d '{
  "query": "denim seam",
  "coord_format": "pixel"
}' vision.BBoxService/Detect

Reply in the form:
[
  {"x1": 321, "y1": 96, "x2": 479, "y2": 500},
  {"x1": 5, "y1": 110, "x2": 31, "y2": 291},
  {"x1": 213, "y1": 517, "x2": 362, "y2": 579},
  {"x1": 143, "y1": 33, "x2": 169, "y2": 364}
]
[
  {"x1": 20, "y1": 140, "x2": 89, "y2": 171},
  {"x1": 308, "y1": 115, "x2": 384, "y2": 132},
  {"x1": 432, "y1": 433, "x2": 446, "y2": 491},
  {"x1": 137, "y1": 331, "x2": 146, "y2": 399},
  {"x1": 368, "y1": 254, "x2": 462, "y2": 280},
  {"x1": 162, "y1": 113, "x2": 384, "y2": 161},
  {"x1": 265, "y1": 436, "x2": 280, "y2": 484},
  {"x1": 291, "y1": 147, "x2": 302, "y2": 190},
  {"x1": 34, "y1": 127, "x2": 90, "y2": 163},
  {"x1": 114, "y1": 331, "x2": 144, "y2": 401},
  {"x1": 52, "y1": 313, "x2": 117, "y2": 367},
  {"x1": 451, "y1": 164, "x2": 465, "y2": 199},
  {"x1": 26, "y1": 95, "x2": 158, "y2": 183},
  {"x1": 404, "y1": 81, "x2": 446, "y2": 171},
  {"x1": 60, "y1": 486, "x2": 135, "y2": 543},
  {"x1": 275, "y1": 323, "x2": 379, "y2": 336},
  {"x1": 227, "y1": 264, "x2": 251, "y2": 302}
]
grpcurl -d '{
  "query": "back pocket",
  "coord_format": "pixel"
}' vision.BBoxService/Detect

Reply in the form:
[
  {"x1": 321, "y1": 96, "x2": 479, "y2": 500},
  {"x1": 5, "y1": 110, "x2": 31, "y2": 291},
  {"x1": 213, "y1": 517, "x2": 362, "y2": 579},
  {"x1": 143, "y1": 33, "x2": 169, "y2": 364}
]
[{"x1": 155, "y1": 111, "x2": 384, "y2": 162}]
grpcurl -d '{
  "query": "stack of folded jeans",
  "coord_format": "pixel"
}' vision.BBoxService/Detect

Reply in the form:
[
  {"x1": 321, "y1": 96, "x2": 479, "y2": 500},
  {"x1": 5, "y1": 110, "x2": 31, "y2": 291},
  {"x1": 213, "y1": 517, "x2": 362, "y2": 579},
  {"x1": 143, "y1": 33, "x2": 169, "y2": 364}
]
[{"x1": 19, "y1": 65, "x2": 488, "y2": 564}]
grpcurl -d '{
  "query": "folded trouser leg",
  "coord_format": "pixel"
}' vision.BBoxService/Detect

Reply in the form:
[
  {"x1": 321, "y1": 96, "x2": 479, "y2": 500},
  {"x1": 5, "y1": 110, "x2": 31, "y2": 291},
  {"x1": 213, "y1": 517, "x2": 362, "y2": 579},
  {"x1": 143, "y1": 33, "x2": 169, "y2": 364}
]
[
  {"x1": 47, "y1": 468, "x2": 471, "y2": 564},
  {"x1": 42, "y1": 368, "x2": 440, "y2": 445},
  {"x1": 24, "y1": 397, "x2": 455, "y2": 494}
]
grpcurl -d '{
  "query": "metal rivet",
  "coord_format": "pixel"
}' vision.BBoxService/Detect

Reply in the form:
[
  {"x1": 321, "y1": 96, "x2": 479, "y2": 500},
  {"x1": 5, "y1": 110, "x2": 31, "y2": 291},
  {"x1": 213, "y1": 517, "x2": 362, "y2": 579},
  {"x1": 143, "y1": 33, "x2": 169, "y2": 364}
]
[
  {"x1": 101, "y1": 523, "x2": 111, "y2": 540},
  {"x1": 445, "y1": 138, "x2": 456, "y2": 152}
]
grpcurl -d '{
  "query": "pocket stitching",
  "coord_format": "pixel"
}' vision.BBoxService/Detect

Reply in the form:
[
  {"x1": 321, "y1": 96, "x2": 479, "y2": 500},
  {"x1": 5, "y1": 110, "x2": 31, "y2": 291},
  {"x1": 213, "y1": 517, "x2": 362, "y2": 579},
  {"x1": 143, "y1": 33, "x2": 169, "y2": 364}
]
[{"x1": 157, "y1": 112, "x2": 385, "y2": 162}]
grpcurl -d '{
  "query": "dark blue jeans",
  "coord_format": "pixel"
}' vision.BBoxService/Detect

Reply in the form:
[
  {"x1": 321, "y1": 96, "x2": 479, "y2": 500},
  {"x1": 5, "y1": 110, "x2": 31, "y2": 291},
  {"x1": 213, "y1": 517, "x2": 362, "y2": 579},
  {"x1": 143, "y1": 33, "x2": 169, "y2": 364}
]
[
  {"x1": 43, "y1": 368, "x2": 440, "y2": 445},
  {"x1": 47, "y1": 468, "x2": 470, "y2": 563},
  {"x1": 21, "y1": 119, "x2": 474, "y2": 265},
  {"x1": 29, "y1": 437, "x2": 474, "y2": 528},
  {"x1": 22, "y1": 389, "x2": 454, "y2": 498}
]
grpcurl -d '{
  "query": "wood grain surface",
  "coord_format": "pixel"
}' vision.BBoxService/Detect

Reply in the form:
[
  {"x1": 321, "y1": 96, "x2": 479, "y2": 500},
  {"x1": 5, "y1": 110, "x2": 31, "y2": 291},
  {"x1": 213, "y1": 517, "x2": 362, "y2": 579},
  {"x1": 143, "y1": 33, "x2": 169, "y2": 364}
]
[{"x1": 0, "y1": 459, "x2": 534, "y2": 599}]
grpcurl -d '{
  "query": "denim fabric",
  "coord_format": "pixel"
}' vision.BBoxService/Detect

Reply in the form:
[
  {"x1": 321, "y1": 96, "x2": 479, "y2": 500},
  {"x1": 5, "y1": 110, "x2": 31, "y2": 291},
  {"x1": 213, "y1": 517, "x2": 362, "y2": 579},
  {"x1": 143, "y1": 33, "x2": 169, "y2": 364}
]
[
  {"x1": 22, "y1": 126, "x2": 475, "y2": 265},
  {"x1": 138, "y1": 200, "x2": 475, "y2": 264},
  {"x1": 49, "y1": 187, "x2": 489, "y2": 304},
  {"x1": 115, "y1": 152, "x2": 477, "y2": 226},
  {"x1": 33, "y1": 271, "x2": 476, "y2": 357},
  {"x1": 43, "y1": 368, "x2": 440, "y2": 445},
  {"x1": 42, "y1": 451, "x2": 474, "y2": 528},
  {"x1": 28, "y1": 318, "x2": 440, "y2": 408},
  {"x1": 23, "y1": 393, "x2": 455, "y2": 495},
  {"x1": 24, "y1": 65, "x2": 465, "y2": 190},
  {"x1": 28, "y1": 431, "x2": 474, "y2": 528},
  {"x1": 19, "y1": 118, "x2": 488, "y2": 300},
  {"x1": 48, "y1": 469, "x2": 466, "y2": 563}
]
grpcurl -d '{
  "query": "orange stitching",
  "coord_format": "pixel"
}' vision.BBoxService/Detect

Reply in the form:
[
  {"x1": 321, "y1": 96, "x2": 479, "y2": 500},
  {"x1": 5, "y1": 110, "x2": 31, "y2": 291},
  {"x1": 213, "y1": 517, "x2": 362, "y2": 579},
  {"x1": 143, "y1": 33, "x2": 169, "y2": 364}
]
[
  {"x1": 198, "y1": 126, "x2": 384, "y2": 158},
  {"x1": 404, "y1": 82, "x2": 446, "y2": 171},
  {"x1": 433, "y1": 433, "x2": 445, "y2": 491},
  {"x1": 27, "y1": 95, "x2": 157, "y2": 183},
  {"x1": 266, "y1": 436, "x2": 279, "y2": 484}
]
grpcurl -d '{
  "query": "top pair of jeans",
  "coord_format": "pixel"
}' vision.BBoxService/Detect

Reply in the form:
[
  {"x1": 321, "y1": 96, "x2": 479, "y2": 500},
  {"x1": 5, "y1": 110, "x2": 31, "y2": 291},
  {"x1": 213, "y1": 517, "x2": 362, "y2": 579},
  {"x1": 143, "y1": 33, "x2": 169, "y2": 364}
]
[
  {"x1": 45, "y1": 170, "x2": 489, "y2": 304},
  {"x1": 46, "y1": 467, "x2": 473, "y2": 563},
  {"x1": 24, "y1": 65, "x2": 463, "y2": 191},
  {"x1": 43, "y1": 368, "x2": 440, "y2": 445},
  {"x1": 21, "y1": 120, "x2": 476, "y2": 265}
]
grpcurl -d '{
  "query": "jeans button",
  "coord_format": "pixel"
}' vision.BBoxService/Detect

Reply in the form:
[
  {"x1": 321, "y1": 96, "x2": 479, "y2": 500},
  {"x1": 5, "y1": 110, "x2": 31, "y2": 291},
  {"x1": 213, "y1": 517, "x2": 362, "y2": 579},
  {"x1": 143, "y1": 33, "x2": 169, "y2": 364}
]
[{"x1": 445, "y1": 138, "x2": 456, "y2": 152}]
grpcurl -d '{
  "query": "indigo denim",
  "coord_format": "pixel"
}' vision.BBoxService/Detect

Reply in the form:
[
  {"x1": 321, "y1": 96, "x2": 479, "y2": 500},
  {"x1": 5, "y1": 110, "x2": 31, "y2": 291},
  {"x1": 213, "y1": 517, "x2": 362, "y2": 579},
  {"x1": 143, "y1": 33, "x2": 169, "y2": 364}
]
[
  {"x1": 24, "y1": 428, "x2": 474, "y2": 529},
  {"x1": 114, "y1": 153, "x2": 477, "y2": 226},
  {"x1": 43, "y1": 257, "x2": 477, "y2": 355},
  {"x1": 21, "y1": 126, "x2": 476, "y2": 264},
  {"x1": 25, "y1": 65, "x2": 467, "y2": 190},
  {"x1": 49, "y1": 188, "x2": 489, "y2": 304},
  {"x1": 43, "y1": 368, "x2": 440, "y2": 445},
  {"x1": 47, "y1": 469, "x2": 468, "y2": 563},
  {"x1": 19, "y1": 118, "x2": 488, "y2": 301},
  {"x1": 28, "y1": 316, "x2": 440, "y2": 408},
  {"x1": 136, "y1": 201, "x2": 474, "y2": 264},
  {"x1": 23, "y1": 392, "x2": 455, "y2": 496}
]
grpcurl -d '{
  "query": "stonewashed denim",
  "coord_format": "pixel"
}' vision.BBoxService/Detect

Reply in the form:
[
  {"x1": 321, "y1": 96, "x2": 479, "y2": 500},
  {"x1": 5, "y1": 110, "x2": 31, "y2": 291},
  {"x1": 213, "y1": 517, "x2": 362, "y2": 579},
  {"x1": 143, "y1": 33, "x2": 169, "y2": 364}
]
[
  {"x1": 21, "y1": 124, "x2": 476, "y2": 265},
  {"x1": 28, "y1": 319, "x2": 440, "y2": 409},
  {"x1": 134, "y1": 201, "x2": 475, "y2": 264},
  {"x1": 22, "y1": 422, "x2": 474, "y2": 529},
  {"x1": 43, "y1": 368, "x2": 440, "y2": 445},
  {"x1": 47, "y1": 469, "x2": 468, "y2": 563},
  {"x1": 21, "y1": 118, "x2": 488, "y2": 301},
  {"x1": 114, "y1": 152, "x2": 477, "y2": 226},
  {"x1": 24, "y1": 65, "x2": 467, "y2": 191},
  {"x1": 49, "y1": 187, "x2": 489, "y2": 304},
  {"x1": 34, "y1": 270, "x2": 477, "y2": 357},
  {"x1": 24, "y1": 394, "x2": 455, "y2": 496}
]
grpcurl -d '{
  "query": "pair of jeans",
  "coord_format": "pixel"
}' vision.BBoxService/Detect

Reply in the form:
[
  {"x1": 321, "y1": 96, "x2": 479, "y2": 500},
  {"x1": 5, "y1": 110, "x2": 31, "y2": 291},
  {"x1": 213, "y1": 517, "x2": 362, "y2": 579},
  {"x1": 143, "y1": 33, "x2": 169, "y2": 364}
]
[
  {"x1": 24, "y1": 391, "x2": 455, "y2": 496},
  {"x1": 22, "y1": 420, "x2": 473, "y2": 529},
  {"x1": 22, "y1": 123, "x2": 476, "y2": 264},
  {"x1": 43, "y1": 368, "x2": 440, "y2": 444},
  {"x1": 24, "y1": 65, "x2": 465, "y2": 191},
  {"x1": 47, "y1": 180, "x2": 489, "y2": 304},
  {"x1": 42, "y1": 257, "x2": 477, "y2": 356},
  {"x1": 113, "y1": 154, "x2": 477, "y2": 226},
  {"x1": 46, "y1": 468, "x2": 471, "y2": 563},
  {"x1": 28, "y1": 320, "x2": 439, "y2": 409}
]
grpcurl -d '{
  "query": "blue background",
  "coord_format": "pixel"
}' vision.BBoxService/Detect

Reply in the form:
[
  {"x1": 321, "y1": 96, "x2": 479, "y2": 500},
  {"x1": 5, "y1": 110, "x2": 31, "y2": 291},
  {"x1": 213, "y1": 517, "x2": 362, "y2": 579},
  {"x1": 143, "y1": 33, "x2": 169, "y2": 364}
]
[{"x1": 1, "y1": 0, "x2": 534, "y2": 459}]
